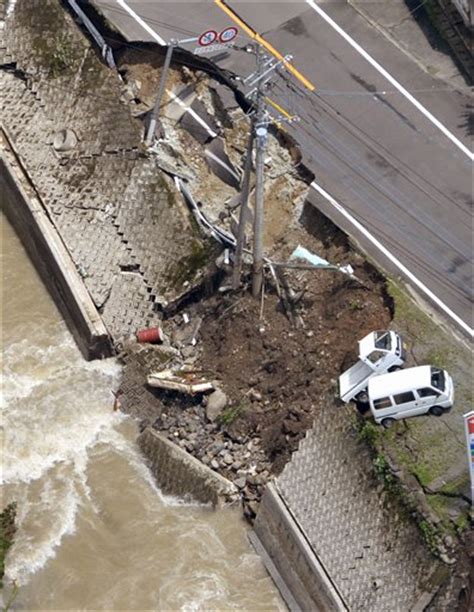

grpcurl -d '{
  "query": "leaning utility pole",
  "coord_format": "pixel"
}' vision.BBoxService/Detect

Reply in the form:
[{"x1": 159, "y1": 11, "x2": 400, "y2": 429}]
[
  {"x1": 252, "y1": 49, "x2": 268, "y2": 298},
  {"x1": 214, "y1": 0, "x2": 315, "y2": 297},
  {"x1": 232, "y1": 124, "x2": 255, "y2": 290}
]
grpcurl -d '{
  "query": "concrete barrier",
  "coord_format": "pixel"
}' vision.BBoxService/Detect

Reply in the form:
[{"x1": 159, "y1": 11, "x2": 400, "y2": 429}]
[
  {"x1": 138, "y1": 428, "x2": 239, "y2": 506},
  {"x1": 0, "y1": 128, "x2": 112, "y2": 360},
  {"x1": 251, "y1": 483, "x2": 348, "y2": 612}
]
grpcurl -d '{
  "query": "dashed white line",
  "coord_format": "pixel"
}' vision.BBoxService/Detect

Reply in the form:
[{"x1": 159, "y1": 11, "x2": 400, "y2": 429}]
[
  {"x1": 115, "y1": 0, "x2": 166, "y2": 46},
  {"x1": 167, "y1": 90, "x2": 218, "y2": 138},
  {"x1": 108, "y1": 1, "x2": 471, "y2": 336},
  {"x1": 310, "y1": 180, "x2": 473, "y2": 337},
  {"x1": 306, "y1": 0, "x2": 474, "y2": 161},
  {"x1": 205, "y1": 149, "x2": 241, "y2": 183}
]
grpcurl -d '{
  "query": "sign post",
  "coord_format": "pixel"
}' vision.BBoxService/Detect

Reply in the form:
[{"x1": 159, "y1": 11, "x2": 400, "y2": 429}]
[
  {"x1": 145, "y1": 39, "x2": 177, "y2": 146},
  {"x1": 145, "y1": 26, "x2": 240, "y2": 144},
  {"x1": 464, "y1": 411, "x2": 474, "y2": 504}
]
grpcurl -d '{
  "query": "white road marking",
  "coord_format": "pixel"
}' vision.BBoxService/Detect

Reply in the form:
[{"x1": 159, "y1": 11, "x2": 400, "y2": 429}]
[
  {"x1": 310, "y1": 181, "x2": 473, "y2": 337},
  {"x1": 205, "y1": 149, "x2": 241, "y2": 183},
  {"x1": 105, "y1": 1, "x2": 471, "y2": 336},
  {"x1": 115, "y1": 0, "x2": 166, "y2": 45},
  {"x1": 167, "y1": 90, "x2": 218, "y2": 138},
  {"x1": 306, "y1": 0, "x2": 474, "y2": 161}
]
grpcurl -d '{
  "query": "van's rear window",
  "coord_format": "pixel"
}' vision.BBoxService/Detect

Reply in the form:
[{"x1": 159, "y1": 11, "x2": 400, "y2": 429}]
[{"x1": 373, "y1": 397, "x2": 392, "y2": 410}]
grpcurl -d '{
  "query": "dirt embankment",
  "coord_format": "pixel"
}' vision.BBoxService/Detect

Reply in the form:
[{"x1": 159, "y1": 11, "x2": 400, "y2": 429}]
[
  {"x1": 108, "y1": 39, "x2": 394, "y2": 520},
  {"x1": 119, "y1": 203, "x2": 392, "y2": 519}
]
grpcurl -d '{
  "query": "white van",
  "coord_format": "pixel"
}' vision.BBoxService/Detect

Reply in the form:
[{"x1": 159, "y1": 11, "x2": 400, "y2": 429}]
[{"x1": 367, "y1": 366, "x2": 454, "y2": 427}]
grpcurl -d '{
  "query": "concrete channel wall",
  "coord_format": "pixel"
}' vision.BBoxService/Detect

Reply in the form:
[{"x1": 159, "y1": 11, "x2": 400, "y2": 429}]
[
  {"x1": 0, "y1": 129, "x2": 112, "y2": 360},
  {"x1": 251, "y1": 483, "x2": 348, "y2": 612},
  {"x1": 138, "y1": 428, "x2": 239, "y2": 506}
]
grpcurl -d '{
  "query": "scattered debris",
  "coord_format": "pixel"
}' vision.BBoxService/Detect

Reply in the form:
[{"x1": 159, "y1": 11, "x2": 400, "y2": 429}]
[
  {"x1": 53, "y1": 128, "x2": 78, "y2": 152},
  {"x1": 136, "y1": 327, "x2": 164, "y2": 344},
  {"x1": 147, "y1": 368, "x2": 214, "y2": 395},
  {"x1": 112, "y1": 389, "x2": 122, "y2": 412},
  {"x1": 206, "y1": 388, "x2": 228, "y2": 422}
]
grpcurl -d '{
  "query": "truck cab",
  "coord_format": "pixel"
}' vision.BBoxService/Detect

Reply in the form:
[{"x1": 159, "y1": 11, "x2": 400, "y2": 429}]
[
  {"x1": 339, "y1": 330, "x2": 405, "y2": 403},
  {"x1": 359, "y1": 330, "x2": 405, "y2": 371}
]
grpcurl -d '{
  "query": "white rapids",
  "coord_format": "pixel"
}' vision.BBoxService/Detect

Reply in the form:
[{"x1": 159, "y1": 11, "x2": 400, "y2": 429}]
[{"x1": 0, "y1": 213, "x2": 284, "y2": 610}]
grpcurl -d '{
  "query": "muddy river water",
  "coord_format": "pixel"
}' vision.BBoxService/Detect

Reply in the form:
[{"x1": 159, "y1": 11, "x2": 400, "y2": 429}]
[{"x1": 1, "y1": 213, "x2": 283, "y2": 610}]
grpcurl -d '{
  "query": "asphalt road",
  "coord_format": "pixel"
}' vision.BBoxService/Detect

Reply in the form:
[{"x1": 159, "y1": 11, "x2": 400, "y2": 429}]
[{"x1": 91, "y1": 0, "x2": 473, "y2": 336}]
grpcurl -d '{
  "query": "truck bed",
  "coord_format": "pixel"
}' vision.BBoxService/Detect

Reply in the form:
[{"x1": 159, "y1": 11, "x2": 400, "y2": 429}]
[{"x1": 339, "y1": 361, "x2": 373, "y2": 402}]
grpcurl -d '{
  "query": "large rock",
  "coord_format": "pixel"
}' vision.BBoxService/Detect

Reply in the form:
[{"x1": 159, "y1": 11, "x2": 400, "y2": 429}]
[{"x1": 206, "y1": 388, "x2": 228, "y2": 422}]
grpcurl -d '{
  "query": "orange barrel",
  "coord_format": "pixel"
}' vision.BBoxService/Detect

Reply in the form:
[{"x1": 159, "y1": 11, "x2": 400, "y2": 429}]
[{"x1": 136, "y1": 327, "x2": 163, "y2": 343}]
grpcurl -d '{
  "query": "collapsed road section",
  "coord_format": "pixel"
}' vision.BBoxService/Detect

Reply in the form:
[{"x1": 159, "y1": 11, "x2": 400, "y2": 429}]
[{"x1": 1, "y1": 1, "x2": 472, "y2": 611}]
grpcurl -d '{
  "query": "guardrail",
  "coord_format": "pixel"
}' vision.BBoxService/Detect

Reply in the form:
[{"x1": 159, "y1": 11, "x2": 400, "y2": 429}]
[{"x1": 67, "y1": 0, "x2": 115, "y2": 68}]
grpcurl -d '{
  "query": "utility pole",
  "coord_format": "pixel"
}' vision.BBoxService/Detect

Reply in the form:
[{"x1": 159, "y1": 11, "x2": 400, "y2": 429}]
[
  {"x1": 252, "y1": 48, "x2": 268, "y2": 298},
  {"x1": 232, "y1": 124, "x2": 255, "y2": 289}
]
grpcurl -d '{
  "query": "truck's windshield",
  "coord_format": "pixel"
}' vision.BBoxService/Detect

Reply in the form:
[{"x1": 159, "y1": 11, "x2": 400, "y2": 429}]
[
  {"x1": 431, "y1": 368, "x2": 445, "y2": 392},
  {"x1": 374, "y1": 331, "x2": 391, "y2": 350}
]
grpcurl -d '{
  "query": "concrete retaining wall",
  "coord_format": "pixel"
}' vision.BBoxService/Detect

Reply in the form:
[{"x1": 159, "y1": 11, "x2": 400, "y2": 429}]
[
  {"x1": 252, "y1": 483, "x2": 348, "y2": 612},
  {"x1": 0, "y1": 129, "x2": 112, "y2": 360},
  {"x1": 138, "y1": 428, "x2": 239, "y2": 506}
]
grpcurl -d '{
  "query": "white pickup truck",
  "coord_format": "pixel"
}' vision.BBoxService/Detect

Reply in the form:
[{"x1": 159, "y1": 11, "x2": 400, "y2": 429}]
[{"x1": 339, "y1": 330, "x2": 406, "y2": 403}]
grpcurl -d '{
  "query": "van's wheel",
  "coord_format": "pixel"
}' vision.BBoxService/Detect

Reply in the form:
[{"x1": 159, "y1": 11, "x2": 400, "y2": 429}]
[
  {"x1": 381, "y1": 418, "x2": 395, "y2": 429},
  {"x1": 429, "y1": 406, "x2": 444, "y2": 417},
  {"x1": 356, "y1": 390, "x2": 369, "y2": 403},
  {"x1": 388, "y1": 365, "x2": 402, "y2": 373}
]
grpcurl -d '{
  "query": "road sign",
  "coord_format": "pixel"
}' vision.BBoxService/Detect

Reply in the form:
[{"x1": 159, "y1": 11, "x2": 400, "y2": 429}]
[
  {"x1": 219, "y1": 26, "x2": 238, "y2": 43},
  {"x1": 198, "y1": 30, "x2": 218, "y2": 46}
]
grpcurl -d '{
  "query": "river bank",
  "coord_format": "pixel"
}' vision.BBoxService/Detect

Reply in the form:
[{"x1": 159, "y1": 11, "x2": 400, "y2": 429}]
[{"x1": 0, "y1": 212, "x2": 284, "y2": 610}]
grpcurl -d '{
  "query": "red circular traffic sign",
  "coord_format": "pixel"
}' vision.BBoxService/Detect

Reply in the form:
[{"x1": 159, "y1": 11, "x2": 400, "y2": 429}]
[
  {"x1": 198, "y1": 30, "x2": 218, "y2": 46},
  {"x1": 219, "y1": 26, "x2": 238, "y2": 43}
]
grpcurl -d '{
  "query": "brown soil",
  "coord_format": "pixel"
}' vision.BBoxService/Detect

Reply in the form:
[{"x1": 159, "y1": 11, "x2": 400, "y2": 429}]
[
  {"x1": 113, "y1": 42, "x2": 392, "y2": 512},
  {"x1": 118, "y1": 201, "x2": 392, "y2": 520},
  {"x1": 198, "y1": 253, "x2": 391, "y2": 473}
]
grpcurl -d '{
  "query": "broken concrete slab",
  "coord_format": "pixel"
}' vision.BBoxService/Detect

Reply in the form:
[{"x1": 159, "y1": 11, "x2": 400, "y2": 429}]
[
  {"x1": 205, "y1": 136, "x2": 241, "y2": 189},
  {"x1": 179, "y1": 97, "x2": 220, "y2": 144},
  {"x1": 162, "y1": 83, "x2": 196, "y2": 122},
  {"x1": 138, "y1": 427, "x2": 239, "y2": 506}
]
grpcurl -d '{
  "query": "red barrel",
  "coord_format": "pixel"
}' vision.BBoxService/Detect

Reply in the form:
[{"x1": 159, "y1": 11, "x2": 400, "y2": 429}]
[{"x1": 136, "y1": 327, "x2": 163, "y2": 343}]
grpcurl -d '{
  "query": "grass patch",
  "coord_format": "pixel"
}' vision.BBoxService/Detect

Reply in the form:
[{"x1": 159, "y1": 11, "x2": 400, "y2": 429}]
[
  {"x1": 218, "y1": 402, "x2": 244, "y2": 426},
  {"x1": 423, "y1": 346, "x2": 454, "y2": 371},
  {"x1": 387, "y1": 280, "x2": 428, "y2": 329},
  {"x1": 357, "y1": 419, "x2": 381, "y2": 447},
  {"x1": 419, "y1": 519, "x2": 439, "y2": 555},
  {"x1": 373, "y1": 454, "x2": 399, "y2": 493},
  {"x1": 454, "y1": 513, "x2": 469, "y2": 533},
  {"x1": 426, "y1": 494, "x2": 452, "y2": 522}
]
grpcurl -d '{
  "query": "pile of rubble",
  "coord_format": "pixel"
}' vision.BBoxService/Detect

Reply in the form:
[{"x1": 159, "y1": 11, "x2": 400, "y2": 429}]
[{"x1": 119, "y1": 243, "x2": 391, "y2": 519}]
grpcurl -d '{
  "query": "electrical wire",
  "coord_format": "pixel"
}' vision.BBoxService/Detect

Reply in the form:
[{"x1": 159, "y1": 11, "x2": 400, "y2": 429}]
[
  {"x1": 3, "y1": 4, "x2": 471, "y2": 302},
  {"x1": 273, "y1": 71, "x2": 471, "y2": 214}
]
